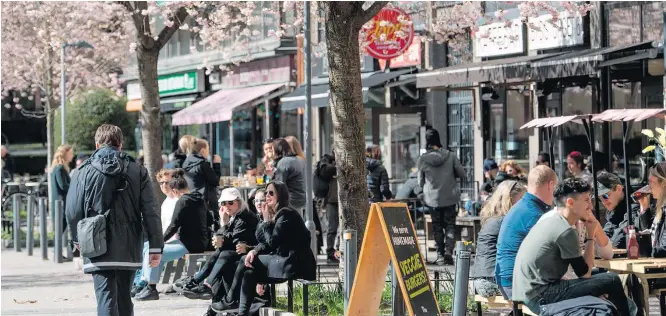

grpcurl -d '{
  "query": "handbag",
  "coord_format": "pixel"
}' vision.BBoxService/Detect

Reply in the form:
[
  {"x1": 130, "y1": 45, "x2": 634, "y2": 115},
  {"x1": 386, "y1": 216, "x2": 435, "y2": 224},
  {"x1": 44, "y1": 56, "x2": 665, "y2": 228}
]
[{"x1": 77, "y1": 208, "x2": 110, "y2": 258}]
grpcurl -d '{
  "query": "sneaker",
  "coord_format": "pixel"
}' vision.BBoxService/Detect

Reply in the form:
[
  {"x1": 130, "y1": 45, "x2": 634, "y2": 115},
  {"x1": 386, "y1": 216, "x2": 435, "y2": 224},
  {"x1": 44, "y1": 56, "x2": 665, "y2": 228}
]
[
  {"x1": 435, "y1": 254, "x2": 454, "y2": 266},
  {"x1": 134, "y1": 286, "x2": 159, "y2": 301},
  {"x1": 203, "y1": 307, "x2": 217, "y2": 316},
  {"x1": 173, "y1": 276, "x2": 197, "y2": 293},
  {"x1": 211, "y1": 300, "x2": 239, "y2": 313},
  {"x1": 131, "y1": 283, "x2": 147, "y2": 298},
  {"x1": 182, "y1": 283, "x2": 213, "y2": 300}
]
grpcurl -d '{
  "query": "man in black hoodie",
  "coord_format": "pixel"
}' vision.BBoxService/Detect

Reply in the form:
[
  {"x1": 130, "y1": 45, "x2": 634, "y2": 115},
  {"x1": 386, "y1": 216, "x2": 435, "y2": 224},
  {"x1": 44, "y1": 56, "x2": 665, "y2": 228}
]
[
  {"x1": 66, "y1": 124, "x2": 163, "y2": 316},
  {"x1": 183, "y1": 138, "x2": 220, "y2": 221},
  {"x1": 417, "y1": 129, "x2": 464, "y2": 265}
]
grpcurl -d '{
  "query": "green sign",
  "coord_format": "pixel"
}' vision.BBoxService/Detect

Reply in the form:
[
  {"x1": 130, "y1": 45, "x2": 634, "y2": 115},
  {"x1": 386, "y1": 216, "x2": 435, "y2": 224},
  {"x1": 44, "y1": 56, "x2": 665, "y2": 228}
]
[{"x1": 158, "y1": 71, "x2": 198, "y2": 96}]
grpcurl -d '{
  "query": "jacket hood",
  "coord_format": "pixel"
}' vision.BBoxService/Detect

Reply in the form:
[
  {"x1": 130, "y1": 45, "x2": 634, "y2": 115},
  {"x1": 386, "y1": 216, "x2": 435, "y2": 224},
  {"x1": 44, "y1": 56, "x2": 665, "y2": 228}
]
[
  {"x1": 366, "y1": 157, "x2": 382, "y2": 171},
  {"x1": 183, "y1": 153, "x2": 206, "y2": 169},
  {"x1": 173, "y1": 152, "x2": 186, "y2": 162},
  {"x1": 420, "y1": 148, "x2": 452, "y2": 167},
  {"x1": 89, "y1": 146, "x2": 129, "y2": 176},
  {"x1": 183, "y1": 191, "x2": 204, "y2": 201}
]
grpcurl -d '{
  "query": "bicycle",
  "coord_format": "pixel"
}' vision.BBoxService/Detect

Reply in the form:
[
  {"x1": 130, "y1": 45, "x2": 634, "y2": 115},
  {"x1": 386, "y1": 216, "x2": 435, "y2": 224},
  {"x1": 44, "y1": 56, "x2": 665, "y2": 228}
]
[{"x1": 1, "y1": 175, "x2": 47, "y2": 237}]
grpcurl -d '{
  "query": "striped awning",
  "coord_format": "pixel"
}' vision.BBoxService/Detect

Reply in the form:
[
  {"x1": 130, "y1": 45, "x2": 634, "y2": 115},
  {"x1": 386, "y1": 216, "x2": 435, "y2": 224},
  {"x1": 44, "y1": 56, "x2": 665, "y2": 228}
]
[
  {"x1": 592, "y1": 109, "x2": 666, "y2": 123},
  {"x1": 520, "y1": 114, "x2": 592, "y2": 129}
]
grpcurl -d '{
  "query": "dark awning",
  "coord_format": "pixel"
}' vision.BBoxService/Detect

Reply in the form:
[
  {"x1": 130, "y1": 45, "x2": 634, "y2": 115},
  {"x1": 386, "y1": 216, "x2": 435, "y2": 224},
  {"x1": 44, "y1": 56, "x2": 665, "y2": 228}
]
[
  {"x1": 362, "y1": 68, "x2": 415, "y2": 88},
  {"x1": 416, "y1": 54, "x2": 560, "y2": 89},
  {"x1": 531, "y1": 41, "x2": 662, "y2": 80},
  {"x1": 280, "y1": 83, "x2": 330, "y2": 111}
]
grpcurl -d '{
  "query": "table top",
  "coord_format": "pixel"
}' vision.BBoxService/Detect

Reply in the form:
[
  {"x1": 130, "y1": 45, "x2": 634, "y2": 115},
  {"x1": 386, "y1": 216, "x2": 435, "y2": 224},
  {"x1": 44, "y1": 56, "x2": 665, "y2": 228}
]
[
  {"x1": 594, "y1": 257, "x2": 666, "y2": 274},
  {"x1": 25, "y1": 182, "x2": 43, "y2": 187}
]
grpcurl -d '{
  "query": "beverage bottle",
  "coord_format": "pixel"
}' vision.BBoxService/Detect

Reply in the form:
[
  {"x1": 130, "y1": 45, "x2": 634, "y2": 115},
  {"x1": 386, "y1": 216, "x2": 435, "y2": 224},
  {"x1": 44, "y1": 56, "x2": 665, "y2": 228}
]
[{"x1": 627, "y1": 227, "x2": 640, "y2": 259}]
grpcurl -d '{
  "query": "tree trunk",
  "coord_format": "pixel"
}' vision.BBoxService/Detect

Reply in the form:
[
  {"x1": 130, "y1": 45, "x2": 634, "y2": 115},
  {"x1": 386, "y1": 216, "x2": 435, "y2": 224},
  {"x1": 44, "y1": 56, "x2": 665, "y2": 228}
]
[
  {"x1": 324, "y1": 2, "x2": 375, "y2": 249},
  {"x1": 136, "y1": 47, "x2": 163, "y2": 200}
]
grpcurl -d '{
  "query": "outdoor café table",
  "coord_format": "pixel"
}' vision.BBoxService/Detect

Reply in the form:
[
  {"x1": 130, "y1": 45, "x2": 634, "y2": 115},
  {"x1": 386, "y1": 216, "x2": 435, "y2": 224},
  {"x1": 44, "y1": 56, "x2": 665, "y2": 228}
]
[{"x1": 594, "y1": 257, "x2": 666, "y2": 315}]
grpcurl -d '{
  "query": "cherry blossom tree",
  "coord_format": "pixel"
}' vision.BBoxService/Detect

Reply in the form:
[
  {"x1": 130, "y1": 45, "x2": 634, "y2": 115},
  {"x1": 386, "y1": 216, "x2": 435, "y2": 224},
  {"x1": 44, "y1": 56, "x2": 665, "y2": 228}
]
[{"x1": 1, "y1": 1, "x2": 129, "y2": 200}]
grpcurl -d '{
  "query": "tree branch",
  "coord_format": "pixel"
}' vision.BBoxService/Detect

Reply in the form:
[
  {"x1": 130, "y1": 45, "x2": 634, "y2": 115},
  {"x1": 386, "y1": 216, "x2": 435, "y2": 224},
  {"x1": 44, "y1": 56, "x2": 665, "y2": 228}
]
[
  {"x1": 359, "y1": 1, "x2": 388, "y2": 24},
  {"x1": 118, "y1": 1, "x2": 143, "y2": 32},
  {"x1": 156, "y1": 6, "x2": 189, "y2": 51}
]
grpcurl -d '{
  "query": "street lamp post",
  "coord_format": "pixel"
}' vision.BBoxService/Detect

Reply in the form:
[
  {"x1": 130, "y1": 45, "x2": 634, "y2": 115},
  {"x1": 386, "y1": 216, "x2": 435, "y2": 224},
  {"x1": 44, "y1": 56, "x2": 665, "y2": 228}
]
[
  {"x1": 60, "y1": 41, "x2": 94, "y2": 145},
  {"x1": 303, "y1": 1, "x2": 317, "y2": 256}
]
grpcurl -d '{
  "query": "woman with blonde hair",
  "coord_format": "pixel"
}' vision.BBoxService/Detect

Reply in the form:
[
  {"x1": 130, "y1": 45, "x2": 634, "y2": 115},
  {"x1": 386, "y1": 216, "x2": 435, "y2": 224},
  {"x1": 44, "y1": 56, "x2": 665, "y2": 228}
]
[
  {"x1": 50, "y1": 144, "x2": 74, "y2": 256},
  {"x1": 285, "y1": 136, "x2": 306, "y2": 160},
  {"x1": 471, "y1": 180, "x2": 526, "y2": 297}
]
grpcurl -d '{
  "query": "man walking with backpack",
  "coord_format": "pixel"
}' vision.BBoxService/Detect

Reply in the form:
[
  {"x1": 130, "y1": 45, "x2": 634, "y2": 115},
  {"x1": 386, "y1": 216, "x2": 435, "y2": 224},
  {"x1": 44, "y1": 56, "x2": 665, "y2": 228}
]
[
  {"x1": 417, "y1": 128, "x2": 465, "y2": 265},
  {"x1": 66, "y1": 124, "x2": 163, "y2": 316}
]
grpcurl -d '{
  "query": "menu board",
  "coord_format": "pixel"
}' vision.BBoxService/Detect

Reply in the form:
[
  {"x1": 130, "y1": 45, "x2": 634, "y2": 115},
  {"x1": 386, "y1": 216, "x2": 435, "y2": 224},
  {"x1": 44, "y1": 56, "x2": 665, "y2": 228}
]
[{"x1": 347, "y1": 203, "x2": 440, "y2": 316}]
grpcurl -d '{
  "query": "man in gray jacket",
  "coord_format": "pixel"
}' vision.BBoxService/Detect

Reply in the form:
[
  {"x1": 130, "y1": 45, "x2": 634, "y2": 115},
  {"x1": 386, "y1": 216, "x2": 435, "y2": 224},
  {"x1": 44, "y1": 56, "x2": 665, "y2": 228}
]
[
  {"x1": 417, "y1": 128, "x2": 464, "y2": 265},
  {"x1": 66, "y1": 124, "x2": 163, "y2": 316}
]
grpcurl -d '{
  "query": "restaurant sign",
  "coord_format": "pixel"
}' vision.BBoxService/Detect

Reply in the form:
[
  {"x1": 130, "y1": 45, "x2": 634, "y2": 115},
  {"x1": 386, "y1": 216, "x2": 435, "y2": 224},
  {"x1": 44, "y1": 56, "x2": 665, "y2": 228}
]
[
  {"x1": 474, "y1": 18, "x2": 524, "y2": 58},
  {"x1": 528, "y1": 13, "x2": 584, "y2": 51},
  {"x1": 364, "y1": 7, "x2": 415, "y2": 60},
  {"x1": 158, "y1": 71, "x2": 199, "y2": 97}
]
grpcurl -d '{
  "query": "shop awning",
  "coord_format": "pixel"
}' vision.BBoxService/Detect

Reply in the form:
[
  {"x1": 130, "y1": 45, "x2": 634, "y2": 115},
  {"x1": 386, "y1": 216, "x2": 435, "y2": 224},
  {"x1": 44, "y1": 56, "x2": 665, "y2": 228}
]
[
  {"x1": 160, "y1": 95, "x2": 197, "y2": 113},
  {"x1": 416, "y1": 54, "x2": 560, "y2": 89},
  {"x1": 172, "y1": 83, "x2": 288, "y2": 126},
  {"x1": 280, "y1": 70, "x2": 409, "y2": 111},
  {"x1": 531, "y1": 41, "x2": 662, "y2": 80},
  {"x1": 126, "y1": 99, "x2": 142, "y2": 112}
]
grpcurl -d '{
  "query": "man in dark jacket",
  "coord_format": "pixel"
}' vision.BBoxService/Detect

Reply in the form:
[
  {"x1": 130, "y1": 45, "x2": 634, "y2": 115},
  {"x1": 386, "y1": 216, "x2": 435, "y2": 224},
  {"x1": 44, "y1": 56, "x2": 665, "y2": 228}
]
[
  {"x1": 178, "y1": 188, "x2": 259, "y2": 300},
  {"x1": 417, "y1": 128, "x2": 464, "y2": 265},
  {"x1": 66, "y1": 124, "x2": 163, "y2": 316},
  {"x1": 316, "y1": 153, "x2": 340, "y2": 263}
]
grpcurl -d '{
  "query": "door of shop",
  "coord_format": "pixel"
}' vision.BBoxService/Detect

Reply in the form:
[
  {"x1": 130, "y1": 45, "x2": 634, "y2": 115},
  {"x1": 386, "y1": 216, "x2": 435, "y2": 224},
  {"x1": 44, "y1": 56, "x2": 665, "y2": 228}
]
[
  {"x1": 372, "y1": 107, "x2": 427, "y2": 194},
  {"x1": 447, "y1": 93, "x2": 476, "y2": 201}
]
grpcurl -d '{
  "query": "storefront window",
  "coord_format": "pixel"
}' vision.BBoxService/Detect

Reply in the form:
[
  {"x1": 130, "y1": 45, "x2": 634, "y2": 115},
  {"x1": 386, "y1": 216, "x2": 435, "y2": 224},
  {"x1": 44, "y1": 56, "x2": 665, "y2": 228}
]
[
  {"x1": 232, "y1": 109, "x2": 253, "y2": 175},
  {"x1": 279, "y1": 109, "x2": 301, "y2": 139},
  {"x1": 490, "y1": 89, "x2": 532, "y2": 168}
]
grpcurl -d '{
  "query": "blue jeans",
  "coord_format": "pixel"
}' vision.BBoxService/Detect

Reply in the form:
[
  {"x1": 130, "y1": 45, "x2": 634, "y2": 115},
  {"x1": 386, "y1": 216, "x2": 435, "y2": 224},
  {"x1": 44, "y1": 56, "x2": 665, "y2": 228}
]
[
  {"x1": 141, "y1": 240, "x2": 188, "y2": 284},
  {"x1": 525, "y1": 272, "x2": 630, "y2": 316}
]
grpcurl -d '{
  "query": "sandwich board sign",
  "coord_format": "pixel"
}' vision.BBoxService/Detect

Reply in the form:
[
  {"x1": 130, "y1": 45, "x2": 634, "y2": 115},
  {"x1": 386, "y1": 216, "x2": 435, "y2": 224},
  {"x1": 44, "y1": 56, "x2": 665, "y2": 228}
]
[{"x1": 347, "y1": 202, "x2": 440, "y2": 316}]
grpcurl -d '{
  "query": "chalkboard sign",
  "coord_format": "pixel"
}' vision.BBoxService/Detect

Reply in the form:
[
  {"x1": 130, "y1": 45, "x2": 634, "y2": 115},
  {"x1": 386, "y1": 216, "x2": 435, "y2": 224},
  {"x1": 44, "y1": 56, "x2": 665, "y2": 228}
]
[{"x1": 347, "y1": 203, "x2": 440, "y2": 316}]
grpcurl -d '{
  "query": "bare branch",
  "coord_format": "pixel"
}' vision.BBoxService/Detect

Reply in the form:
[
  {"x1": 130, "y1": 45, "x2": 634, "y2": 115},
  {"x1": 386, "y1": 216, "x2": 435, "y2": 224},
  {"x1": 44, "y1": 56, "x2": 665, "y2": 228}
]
[
  {"x1": 118, "y1": 1, "x2": 143, "y2": 32},
  {"x1": 359, "y1": 1, "x2": 388, "y2": 24},
  {"x1": 156, "y1": 6, "x2": 189, "y2": 51}
]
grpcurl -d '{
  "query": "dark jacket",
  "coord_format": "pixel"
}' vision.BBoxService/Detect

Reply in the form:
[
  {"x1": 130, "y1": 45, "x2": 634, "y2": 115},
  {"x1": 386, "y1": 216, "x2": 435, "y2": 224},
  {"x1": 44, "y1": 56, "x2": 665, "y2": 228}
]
[
  {"x1": 273, "y1": 156, "x2": 306, "y2": 210},
  {"x1": 252, "y1": 221, "x2": 275, "y2": 255},
  {"x1": 183, "y1": 153, "x2": 219, "y2": 211},
  {"x1": 163, "y1": 191, "x2": 209, "y2": 254},
  {"x1": 164, "y1": 151, "x2": 186, "y2": 169},
  {"x1": 258, "y1": 207, "x2": 316, "y2": 280},
  {"x1": 395, "y1": 171, "x2": 422, "y2": 200},
  {"x1": 217, "y1": 209, "x2": 260, "y2": 252},
  {"x1": 317, "y1": 155, "x2": 338, "y2": 204},
  {"x1": 472, "y1": 216, "x2": 503, "y2": 278},
  {"x1": 65, "y1": 146, "x2": 163, "y2": 273},
  {"x1": 652, "y1": 208, "x2": 666, "y2": 258},
  {"x1": 366, "y1": 158, "x2": 391, "y2": 203},
  {"x1": 50, "y1": 164, "x2": 70, "y2": 210},
  {"x1": 603, "y1": 199, "x2": 651, "y2": 250},
  {"x1": 417, "y1": 148, "x2": 464, "y2": 207}
]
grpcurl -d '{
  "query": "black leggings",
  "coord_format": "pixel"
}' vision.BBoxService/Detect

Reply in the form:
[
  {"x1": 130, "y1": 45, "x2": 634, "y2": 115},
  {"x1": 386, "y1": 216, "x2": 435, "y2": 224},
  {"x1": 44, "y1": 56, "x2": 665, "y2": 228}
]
[
  {"x1": 206, "y1": 251, "x2": 241, "y2": 296},
  {"x1": 224, "y1": 255, "x2": 285, "y2": 316}
]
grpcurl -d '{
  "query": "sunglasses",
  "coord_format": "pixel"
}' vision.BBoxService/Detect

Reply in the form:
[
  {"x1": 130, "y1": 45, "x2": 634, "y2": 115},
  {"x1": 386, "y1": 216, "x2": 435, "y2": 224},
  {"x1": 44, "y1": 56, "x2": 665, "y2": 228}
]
[
  {"x1": 254, "y1": 199, "x2": 266, "y2": 205},
  {"x1": 597, "y1": 193, "x2": 609, "y2": 200},
  {"x1": 267, "y1": 190, "x2": 276, "y2": 197},
  {"x1": 220, "y1": 200, "x2": 235, "y2": 206}
]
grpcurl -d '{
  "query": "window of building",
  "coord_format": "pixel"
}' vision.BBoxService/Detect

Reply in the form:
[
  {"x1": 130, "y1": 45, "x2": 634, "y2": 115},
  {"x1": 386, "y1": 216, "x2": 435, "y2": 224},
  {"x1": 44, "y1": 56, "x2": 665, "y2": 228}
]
[
  {"x1": 608, "y1": 2, "x2": 664, "y2": 46},
  {"x1": 489, "y1": 89, "x2": 533, "y2": 169},
  {"x1": 232, "y1": 109, "x2": 254, "y2": 175}
]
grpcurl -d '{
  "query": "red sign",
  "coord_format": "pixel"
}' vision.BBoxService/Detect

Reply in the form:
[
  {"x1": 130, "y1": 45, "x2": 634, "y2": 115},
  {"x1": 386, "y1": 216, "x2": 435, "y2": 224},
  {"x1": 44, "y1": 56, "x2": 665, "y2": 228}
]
[
  {"x1": 363, "y1": 7, "x2": 415, "y2": 60},
  {"x1": 389, "y1": 36, "x2": 421, "y2": 68}
]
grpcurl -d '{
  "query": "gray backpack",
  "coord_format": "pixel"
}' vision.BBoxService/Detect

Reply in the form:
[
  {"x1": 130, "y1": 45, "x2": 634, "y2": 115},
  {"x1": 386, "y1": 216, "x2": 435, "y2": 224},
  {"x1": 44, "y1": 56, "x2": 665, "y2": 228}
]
[{"x1": 77, "y1": 163, "x2": 130, "y2": 258}]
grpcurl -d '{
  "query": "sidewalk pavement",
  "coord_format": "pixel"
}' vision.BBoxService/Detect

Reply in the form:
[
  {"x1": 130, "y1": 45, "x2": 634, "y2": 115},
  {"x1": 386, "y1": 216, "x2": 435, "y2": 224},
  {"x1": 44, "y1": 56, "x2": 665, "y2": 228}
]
[{"x1": 1, "y1": 248, "x2": 210, "y2": 316}]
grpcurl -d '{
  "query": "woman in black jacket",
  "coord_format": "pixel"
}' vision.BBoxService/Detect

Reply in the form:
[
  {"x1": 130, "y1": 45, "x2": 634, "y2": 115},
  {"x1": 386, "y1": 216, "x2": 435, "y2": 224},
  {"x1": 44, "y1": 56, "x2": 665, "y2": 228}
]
[
  {"x1": 50, "y1": 144, "x2": 74, "y2": 241},
  {"x1": 183, "y1": 138, "x2": 220, "y2": 223},
  {"x1": 646, "y1": 163, "x2": 666, "y2": 258},
  {"x1": 211, "y1": 181, "x2": 316, "y2": 315},
  {"x1": 366, "y1": 144, "x2": 392, "y2": 202},
  {"x1": 135, "y1": 176, "x2": 209, "y2": 301}
]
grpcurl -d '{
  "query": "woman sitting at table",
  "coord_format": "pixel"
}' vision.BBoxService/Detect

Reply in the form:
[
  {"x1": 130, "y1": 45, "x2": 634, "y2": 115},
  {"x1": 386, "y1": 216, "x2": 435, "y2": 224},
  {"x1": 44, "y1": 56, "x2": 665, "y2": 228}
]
[
  {"x1": 645, "y1": 163, "x2": 666, "y2": 258},
  {"x1": 471, "y1": 180, "x2": 526, "y2": 298},
  {"x1": 211, "y1": 181, "x2": 316, "y2": 315}
]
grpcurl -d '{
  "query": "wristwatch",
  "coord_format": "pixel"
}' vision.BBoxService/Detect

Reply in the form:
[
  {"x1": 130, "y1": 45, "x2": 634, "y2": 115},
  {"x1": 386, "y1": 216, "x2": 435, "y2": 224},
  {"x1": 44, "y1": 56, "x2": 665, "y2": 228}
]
[{"x1": 584, "y1": 237, "x2": 594, "y2": 243}]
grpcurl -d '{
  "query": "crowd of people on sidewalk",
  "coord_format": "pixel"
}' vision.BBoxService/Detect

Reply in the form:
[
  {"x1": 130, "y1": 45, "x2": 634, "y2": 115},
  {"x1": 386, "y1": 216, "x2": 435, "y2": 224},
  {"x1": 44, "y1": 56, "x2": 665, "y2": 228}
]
[{"x1": 471, "y1": 149, "x2": 666, "y2": 314}]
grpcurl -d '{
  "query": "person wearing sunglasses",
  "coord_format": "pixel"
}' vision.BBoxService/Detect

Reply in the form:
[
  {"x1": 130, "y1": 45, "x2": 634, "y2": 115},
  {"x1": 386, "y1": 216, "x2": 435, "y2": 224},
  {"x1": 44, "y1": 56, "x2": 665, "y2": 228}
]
[
  {"x1": 211, "y1": 181, "x2": 316, "y2": 315},
  {"x1": 595, "y1": 171, "x2": 643, "y2": 250},
  {"x1": 177, "y1": 187, "x2": 259, "y2": 301}
]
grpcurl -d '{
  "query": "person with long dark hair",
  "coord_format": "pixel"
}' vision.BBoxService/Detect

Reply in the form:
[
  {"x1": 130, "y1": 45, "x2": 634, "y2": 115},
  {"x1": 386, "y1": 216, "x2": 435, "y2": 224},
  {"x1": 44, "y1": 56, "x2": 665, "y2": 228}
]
[
  {"x1": 211, "y1": 181, "x2": 316, "y2": 315},
  {"x1": 271, "y1": 138, "x2": 306, "y2": 215}
]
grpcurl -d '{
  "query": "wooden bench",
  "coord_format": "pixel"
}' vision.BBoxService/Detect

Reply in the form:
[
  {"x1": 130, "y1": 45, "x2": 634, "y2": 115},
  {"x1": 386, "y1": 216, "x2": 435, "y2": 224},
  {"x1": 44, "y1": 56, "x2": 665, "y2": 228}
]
[
  {"x1": 473, "y1": 295, "x2": 523, "y2": 316},
  {"x1": 160, "y1": 251, "x2": 216, "y2": 284}
]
